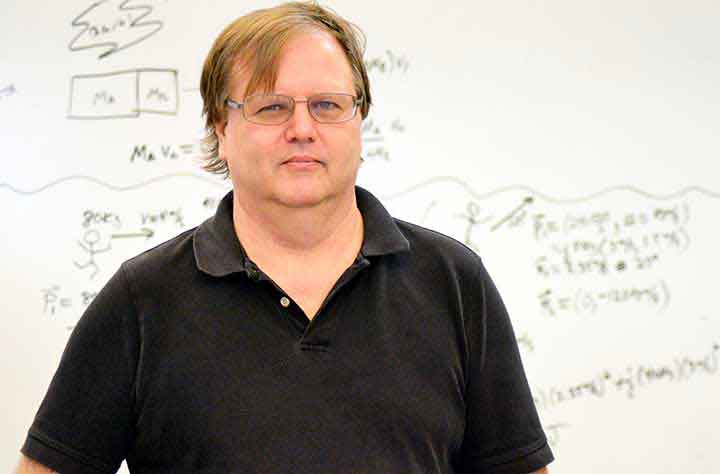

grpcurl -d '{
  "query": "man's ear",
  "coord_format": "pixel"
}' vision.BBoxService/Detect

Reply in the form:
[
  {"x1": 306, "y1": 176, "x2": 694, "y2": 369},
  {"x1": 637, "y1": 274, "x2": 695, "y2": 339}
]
[{"x1": 214, "y1": 120, "x2": 228, "y2": 161}]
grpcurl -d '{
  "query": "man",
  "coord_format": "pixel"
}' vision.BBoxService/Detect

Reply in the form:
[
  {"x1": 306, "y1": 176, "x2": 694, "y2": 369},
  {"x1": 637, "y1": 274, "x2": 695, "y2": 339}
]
[{"x1": 16, "y1": 2, "x2": 553, "y2": 473}]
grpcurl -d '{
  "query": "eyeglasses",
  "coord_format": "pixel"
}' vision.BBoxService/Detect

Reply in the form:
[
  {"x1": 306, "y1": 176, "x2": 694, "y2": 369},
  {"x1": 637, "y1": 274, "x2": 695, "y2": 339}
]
[{"x1": 225, "y1": 93, "x2": 362, "y2": 125}]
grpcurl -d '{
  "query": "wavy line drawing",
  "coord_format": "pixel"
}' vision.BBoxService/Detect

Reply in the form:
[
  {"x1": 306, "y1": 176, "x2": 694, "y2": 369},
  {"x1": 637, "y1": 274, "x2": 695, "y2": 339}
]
[
  {"x1": 380, "y1": 176, "x2": 720, "y2": 203},
  {"x1": 0, "y1": 173, "x2": 228, "y2": 195},
  {"x1": 2, "y1": 174, "x2": 719, "y2": 201}
]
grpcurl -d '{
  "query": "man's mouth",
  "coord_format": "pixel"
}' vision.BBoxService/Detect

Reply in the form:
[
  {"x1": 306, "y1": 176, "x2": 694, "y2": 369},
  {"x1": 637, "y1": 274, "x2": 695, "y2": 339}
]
[{"x1": 283, "y1": 155, "x2": 323, "y2": 166}]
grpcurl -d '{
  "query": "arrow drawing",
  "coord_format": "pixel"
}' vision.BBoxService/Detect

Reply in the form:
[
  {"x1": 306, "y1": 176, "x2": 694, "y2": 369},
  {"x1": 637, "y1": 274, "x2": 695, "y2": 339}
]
[
  {"x1": 69, "y1": 0, "x2": 164, "y2": 59},
  {"x1": 111, "y1": 228, "x2": 154, "y2": 239},
  {"x1": 490, "y1": 196, "x2": 534, "y2": 231}
]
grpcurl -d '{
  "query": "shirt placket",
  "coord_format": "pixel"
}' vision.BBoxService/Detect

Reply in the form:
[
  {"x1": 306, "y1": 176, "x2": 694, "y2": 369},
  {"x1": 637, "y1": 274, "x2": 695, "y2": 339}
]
[{"x1": 247, "y1": 256, "x2": 371, "y2": 351}]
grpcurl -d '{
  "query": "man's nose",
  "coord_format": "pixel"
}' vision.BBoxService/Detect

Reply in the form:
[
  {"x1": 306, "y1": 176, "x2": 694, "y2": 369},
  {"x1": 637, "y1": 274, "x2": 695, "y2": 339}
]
[{"x1": 284, "y1": 100, "x2": 317, "y2": 142}]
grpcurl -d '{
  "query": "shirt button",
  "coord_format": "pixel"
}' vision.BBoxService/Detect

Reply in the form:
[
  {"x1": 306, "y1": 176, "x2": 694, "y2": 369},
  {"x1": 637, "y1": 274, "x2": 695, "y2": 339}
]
[{"x1": 280, "y1": 296, "x2": 290, "y2": 308}]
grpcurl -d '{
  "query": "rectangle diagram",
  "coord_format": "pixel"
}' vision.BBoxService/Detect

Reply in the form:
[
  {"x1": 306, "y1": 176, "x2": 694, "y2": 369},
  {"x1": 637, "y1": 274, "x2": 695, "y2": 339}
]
[{"x1": 68, "y1": 68, "x2": 178, "y2": 119}]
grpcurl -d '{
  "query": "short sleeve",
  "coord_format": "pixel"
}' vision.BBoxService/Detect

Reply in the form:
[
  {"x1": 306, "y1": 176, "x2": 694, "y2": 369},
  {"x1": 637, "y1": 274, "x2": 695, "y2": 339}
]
[
  {"x1": 21, "y1": 265, "x2": 140, "y2": 474},
  {"x1": 456, "y1": 262, "x2": 554, "y2": 474}
]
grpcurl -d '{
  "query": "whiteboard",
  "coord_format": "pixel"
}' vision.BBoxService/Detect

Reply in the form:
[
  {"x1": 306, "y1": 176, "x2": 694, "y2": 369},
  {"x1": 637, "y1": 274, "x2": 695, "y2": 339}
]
[{"x1": 2, "y1": 1, "x2": 719, "y2": 473}]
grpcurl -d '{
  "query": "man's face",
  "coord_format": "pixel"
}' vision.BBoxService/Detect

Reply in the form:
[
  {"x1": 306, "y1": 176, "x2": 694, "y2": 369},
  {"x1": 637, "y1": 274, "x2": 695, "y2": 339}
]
[{"x1": 216, "y1": 30, "x2": 363, "y2": 209}]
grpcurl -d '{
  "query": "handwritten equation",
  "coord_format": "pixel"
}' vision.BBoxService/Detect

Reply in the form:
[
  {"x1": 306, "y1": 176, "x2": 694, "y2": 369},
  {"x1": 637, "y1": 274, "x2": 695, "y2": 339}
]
[
  {"x1": 42, "y1": 285, "x2": 98, "y2": 330},
  {"x1": 130, "y1": 142, "x2": 200, "y2": 163},
  {"x1": 537, "y1": 280, "x2": 671, "y2": 318},
  {"x1": 361, "y1": 117, "x2": 405, "y2": 161},
  {"x1": 534, "y1": 341, "x2": 719, "y2": 409},
  {"x1": 530, "y1": 203, "x2": 690, "y2": 278},
  {"x1": 451, "y1": 195, "x2": 694, "y2": 320}
]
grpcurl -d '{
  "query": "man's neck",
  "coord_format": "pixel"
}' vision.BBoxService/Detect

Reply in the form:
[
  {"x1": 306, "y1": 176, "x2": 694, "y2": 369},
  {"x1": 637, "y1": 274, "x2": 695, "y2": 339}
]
[{"x1": 231, "y1": 188, "x2": 364, "y2": 267}]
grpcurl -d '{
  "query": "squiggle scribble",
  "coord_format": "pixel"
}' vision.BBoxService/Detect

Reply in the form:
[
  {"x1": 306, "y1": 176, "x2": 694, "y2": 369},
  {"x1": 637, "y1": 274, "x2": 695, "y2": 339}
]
[{"x1": 68, "y1": 0, "x2": 163, "y2": 59}]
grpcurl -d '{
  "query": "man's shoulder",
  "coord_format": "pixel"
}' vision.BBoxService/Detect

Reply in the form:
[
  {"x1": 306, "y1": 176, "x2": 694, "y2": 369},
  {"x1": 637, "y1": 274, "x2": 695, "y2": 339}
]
[
  {"x1": 387, "y1": 218, "x2": 494, "y2": 310},
  {"x1": 392, "y1": 217, "x2": 484, "y2": 271},
  {"x1": 120, "y1": 226, "x2": 199, "y2": 281}
]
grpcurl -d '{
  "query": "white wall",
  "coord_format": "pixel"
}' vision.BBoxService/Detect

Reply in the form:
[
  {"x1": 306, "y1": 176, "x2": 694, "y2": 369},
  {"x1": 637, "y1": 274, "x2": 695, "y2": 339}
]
[{"x1": 2, "y1": 1, "x2": 719, "y2": 472}]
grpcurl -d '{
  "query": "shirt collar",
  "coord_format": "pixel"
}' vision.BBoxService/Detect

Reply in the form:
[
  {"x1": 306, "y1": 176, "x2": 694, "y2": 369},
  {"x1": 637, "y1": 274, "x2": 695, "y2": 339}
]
[{"x1": 193, "y1": 185, "x2": 410, "y2": 277}]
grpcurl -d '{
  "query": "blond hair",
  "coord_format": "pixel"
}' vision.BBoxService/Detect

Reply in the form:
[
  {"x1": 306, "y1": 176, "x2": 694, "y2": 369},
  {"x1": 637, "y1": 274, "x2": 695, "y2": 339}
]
[{"x1": 199, "y1": 1, "x2": 372, "y2": 177}]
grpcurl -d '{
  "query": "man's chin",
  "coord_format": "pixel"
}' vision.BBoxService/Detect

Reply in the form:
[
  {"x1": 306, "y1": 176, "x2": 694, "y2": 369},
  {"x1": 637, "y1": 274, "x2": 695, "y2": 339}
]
[{"x1": 273, "y1": 186, "x2": 329, "y2": 209}]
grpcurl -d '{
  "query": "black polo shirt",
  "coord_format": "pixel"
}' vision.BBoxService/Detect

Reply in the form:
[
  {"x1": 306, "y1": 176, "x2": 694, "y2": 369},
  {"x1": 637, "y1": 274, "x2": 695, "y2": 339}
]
[{"x1": 22, "y1": 186, "x2": 553, "y2": 474}]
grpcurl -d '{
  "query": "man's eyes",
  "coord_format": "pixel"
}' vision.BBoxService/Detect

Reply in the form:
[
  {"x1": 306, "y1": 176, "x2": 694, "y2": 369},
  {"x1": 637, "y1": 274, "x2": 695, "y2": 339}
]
[
  {"x1": 250, "y1": 96, "x2": 348, "y2": 117},
  {"x1": 312, "y1": 100, "x2": 341, "y2": 110},
  {"x1": 257, "y1": 103, "x2": 289, "y2": 113}
]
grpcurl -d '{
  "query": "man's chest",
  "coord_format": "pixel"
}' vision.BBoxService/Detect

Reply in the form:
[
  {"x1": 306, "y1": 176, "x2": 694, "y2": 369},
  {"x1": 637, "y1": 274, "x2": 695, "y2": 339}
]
[{"x1": 129, "y1": 285, "x2": 469, "y2": 472}]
